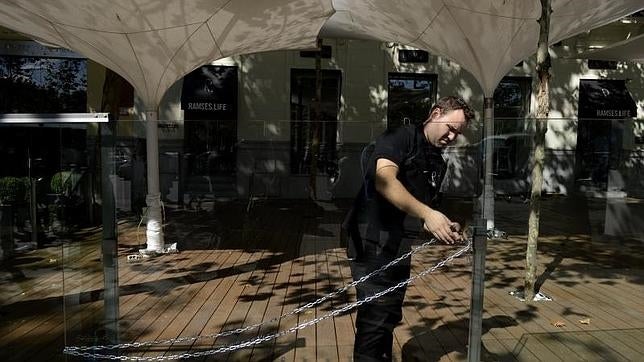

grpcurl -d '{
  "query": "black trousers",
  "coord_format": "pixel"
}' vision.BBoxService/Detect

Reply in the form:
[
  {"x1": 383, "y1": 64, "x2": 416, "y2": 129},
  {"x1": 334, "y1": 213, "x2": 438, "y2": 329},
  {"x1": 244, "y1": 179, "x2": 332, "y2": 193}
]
[{"x1": 349, "y1": 241, "x2": 412, "y2": 362}]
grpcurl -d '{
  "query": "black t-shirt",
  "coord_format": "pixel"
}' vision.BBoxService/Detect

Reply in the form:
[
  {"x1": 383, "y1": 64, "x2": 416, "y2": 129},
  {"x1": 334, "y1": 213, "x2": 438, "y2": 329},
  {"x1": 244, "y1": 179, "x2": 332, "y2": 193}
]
[{"x1": 343, "y1": 125, "x2": 446, "y2": 258}]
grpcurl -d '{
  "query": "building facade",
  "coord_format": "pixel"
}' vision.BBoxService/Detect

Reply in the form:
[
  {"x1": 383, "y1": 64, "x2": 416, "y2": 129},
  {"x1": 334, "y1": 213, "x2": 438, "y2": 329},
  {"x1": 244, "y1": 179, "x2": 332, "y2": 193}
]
[
  {"x1": 2, "y1": 18, "x2": 644, "y2": 215},
  {"x1": 107, "y1": 35, "x2": 643, "y2": 204}
]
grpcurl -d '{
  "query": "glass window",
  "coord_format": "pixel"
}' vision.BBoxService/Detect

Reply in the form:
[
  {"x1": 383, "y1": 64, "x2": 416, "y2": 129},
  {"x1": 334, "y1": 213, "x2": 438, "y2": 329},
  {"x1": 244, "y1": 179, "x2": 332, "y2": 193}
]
[
  {"x1": 490, "y1": 77, "x2": 533, "y2": 181},
  {"x1": 493, "y1": 76, "x2": 531, "y2": 118},
  {"x1": 387, "y1": 72, "x2": 437, "y2": 130},
  {"x1": 0, "y1": 55, "x2": 87, "y2": 113}
]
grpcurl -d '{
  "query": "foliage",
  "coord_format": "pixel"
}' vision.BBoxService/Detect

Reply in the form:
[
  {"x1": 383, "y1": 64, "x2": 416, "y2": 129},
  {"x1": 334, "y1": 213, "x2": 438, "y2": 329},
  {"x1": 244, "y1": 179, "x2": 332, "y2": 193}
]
[
  {"x1": 51, "y1": 171, "x2": 71, "y2": 195},
  {"x1": 50, "y1": 170, "x2": 84, "y2": 196},
  {"x1": 0, "y1": 56, "x2": 87, "y2": 113},
  {"x1": 0, "y1": 176, "x2": 30, "y2": 205}
]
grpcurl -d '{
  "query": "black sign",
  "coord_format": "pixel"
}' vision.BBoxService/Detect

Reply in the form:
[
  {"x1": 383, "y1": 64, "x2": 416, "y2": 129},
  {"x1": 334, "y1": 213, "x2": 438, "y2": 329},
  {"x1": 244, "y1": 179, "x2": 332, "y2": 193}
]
[
  {"x1": 587, "y1": 60, "x2": 618, "y2": 70},
  {"x1": 398, "y1": 49, "x2": 429, "y2": 63},
  {"x1": 181, "y1": 65, "x2": 237, "y2": 120},
  {"x1": 578, "y1": 79, "x2": 637, "y2": 119}
]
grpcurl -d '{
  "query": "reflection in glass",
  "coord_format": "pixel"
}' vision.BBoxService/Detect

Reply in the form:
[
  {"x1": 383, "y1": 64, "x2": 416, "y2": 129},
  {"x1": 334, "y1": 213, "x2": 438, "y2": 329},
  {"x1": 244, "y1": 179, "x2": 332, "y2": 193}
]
[
  {"x1": 0, "y1": 56, "x2": 87, "y2": 113},
  {"x1": 387, "y1": 72, "x2": 436, "y2": 130}
]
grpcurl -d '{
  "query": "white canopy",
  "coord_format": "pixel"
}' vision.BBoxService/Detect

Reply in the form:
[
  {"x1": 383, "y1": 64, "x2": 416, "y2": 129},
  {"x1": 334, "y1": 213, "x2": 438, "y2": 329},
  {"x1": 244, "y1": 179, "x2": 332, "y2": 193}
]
[
  {"x1": 323, "y1": 0, "x2": 643, "y2": 96},
  {"x1": 575, "y1": 32, "x2": 644, "y2": 63},
  {"x1": 0, "y1": 0, "x2": 334, "y2": 108},
  {"x1": 0, "y1": 1, "x2": 641, "y2": 103}
]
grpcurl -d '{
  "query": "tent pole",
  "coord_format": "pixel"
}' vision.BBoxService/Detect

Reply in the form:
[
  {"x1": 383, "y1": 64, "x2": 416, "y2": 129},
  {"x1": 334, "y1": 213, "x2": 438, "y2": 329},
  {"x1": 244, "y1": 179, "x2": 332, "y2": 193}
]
[
  {"x1": 468, "y1": 96, "x2": 494, "y2": 360},
  {"x1": 143, "y1": 109, "x2": 165, "y2": 253},
  {"x1": 483, "y1": 97, "x2": 495, "y2": 230}
]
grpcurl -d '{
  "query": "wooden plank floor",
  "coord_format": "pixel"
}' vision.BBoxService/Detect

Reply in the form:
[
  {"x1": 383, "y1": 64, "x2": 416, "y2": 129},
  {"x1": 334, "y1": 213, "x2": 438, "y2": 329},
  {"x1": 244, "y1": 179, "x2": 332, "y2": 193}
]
[{"x1": 0, "y1": 197, "x2": 643, "y2": 361}]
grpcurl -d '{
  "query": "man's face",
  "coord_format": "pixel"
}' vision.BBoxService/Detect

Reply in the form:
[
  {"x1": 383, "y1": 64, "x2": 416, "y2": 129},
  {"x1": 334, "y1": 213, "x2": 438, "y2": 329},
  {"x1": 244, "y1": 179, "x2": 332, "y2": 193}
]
[{"x1": 424, "y1": 108, "x2": 467, "y2": 148}]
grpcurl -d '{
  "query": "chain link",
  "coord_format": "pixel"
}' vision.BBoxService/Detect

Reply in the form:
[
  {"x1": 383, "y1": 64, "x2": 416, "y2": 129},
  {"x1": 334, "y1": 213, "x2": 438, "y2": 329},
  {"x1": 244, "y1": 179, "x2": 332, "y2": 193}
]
[
  {"x1": 64, "y1": 238, "x2": 471, "y2": 360},
  {"x1": 65, "y1": 238, "x2": 439, "y2": 352}
]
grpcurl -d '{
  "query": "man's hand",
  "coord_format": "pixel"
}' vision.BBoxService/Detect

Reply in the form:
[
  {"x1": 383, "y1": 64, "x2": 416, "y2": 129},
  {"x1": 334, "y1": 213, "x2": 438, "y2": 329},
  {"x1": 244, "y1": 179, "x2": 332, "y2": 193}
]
[
  {"x1": 422, "y1": 209, "x2": 463, "y2": 244},
  {"x1": 374, "y1": 158, "x2": 463, "y2": 244}
]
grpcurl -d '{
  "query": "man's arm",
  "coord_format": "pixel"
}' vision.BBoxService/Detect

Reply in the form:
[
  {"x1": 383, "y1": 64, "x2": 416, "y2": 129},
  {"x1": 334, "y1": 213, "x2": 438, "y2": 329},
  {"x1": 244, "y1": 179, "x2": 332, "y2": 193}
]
[{"x1": 374, "y1": 158, "x2": 461, "y2": 243}]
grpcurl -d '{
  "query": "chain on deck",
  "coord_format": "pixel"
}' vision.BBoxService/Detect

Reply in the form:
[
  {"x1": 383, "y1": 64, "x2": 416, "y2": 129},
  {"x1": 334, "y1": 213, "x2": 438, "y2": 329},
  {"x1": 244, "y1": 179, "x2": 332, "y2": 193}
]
[{"x1": 64, "y1": 236, "x2": 475, "y2": 360}]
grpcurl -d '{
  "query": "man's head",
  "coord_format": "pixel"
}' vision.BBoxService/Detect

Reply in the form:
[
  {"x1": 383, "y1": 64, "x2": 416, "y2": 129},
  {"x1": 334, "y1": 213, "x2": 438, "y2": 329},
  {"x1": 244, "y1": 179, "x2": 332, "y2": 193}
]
[{"x1": 423, "y1": 96, "x2": 474, "y2": 148}]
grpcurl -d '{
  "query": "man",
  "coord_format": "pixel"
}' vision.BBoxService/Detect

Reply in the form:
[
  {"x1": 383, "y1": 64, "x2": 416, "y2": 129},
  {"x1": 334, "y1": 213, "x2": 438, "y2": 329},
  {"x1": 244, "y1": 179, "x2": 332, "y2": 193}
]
[{"x1": 342, "y1": 96, "x2": 474, "y2": 361}]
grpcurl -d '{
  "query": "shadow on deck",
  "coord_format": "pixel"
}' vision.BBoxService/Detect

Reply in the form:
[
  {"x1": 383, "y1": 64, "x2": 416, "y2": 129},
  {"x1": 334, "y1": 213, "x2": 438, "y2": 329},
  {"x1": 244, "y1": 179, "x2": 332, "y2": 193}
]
[{"x1": 0, "y1": 196, "x2": 643, "y2": 361}]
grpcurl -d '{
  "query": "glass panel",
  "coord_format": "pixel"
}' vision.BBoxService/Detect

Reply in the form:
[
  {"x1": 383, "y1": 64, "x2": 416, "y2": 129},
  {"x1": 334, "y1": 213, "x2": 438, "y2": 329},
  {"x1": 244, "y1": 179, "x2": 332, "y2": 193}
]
[
  {"x1": 27, "y1": 109, "x2": 483, "y2": 359},
  {"x1": 6, "y1": 112, "x2": 641, "y2": 360},
  {"x1": 59, "y1": 121, "x2": 108, "y2": 347},
  {"x1": 0, "y1": 51, "x2": 94, "y2": 360},
  {"x1": 0, "y1": 121, "x2": 101, "y2": 360},
  {"x1": 3, "y1": 63, "x2": 640, "y2": 361}
]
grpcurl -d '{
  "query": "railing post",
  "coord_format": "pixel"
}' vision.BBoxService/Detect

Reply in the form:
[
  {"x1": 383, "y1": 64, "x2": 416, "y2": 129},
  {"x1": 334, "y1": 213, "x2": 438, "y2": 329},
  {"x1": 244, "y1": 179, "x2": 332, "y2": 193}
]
[
  {"x1": 467, "y1": 218, "x2": 488, "y2": 361},
  {"x1": 101, "y1": 119, "x2": 119, "y2": 344}
]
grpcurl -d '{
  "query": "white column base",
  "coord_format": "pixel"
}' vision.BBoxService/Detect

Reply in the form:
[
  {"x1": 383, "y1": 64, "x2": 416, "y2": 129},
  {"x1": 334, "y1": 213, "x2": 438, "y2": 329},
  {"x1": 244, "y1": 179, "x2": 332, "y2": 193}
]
[{"x1": 142, "y1": 193, "x2": 164, "y2": 253}]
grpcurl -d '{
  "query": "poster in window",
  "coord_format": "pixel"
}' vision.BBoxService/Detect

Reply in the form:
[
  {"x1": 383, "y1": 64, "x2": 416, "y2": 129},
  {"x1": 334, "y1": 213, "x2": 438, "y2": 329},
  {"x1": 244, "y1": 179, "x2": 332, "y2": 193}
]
[{"x1": 181, "y1": 65, "x2": 238, "y2": 121}]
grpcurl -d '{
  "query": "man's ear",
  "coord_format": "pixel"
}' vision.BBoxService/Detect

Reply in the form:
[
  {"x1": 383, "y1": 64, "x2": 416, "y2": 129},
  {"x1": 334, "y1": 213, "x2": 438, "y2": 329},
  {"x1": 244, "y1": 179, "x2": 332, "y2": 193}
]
[{"x1": 429, "y1": 107, "x2": 441, "y2": 121}]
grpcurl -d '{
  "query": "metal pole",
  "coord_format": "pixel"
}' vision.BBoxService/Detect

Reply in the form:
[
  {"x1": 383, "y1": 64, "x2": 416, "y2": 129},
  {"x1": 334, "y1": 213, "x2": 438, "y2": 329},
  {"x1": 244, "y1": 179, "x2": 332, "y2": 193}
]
[
  {"x1": 30, "y1": 177, "x2": 38, "y2": 245},
  {"x1": 143, "y1": 110, "x2": 164, "y2": 252},
  {"x1": 101, "y1": 119, "x2": 119, "y2": 344},
  {"x1": 28, "y1": 148, "x2": 38, "y2": 246},
  {"x1": 483, "y1": 97, "x2": 495, "y2": 230},
  {"x1": 467, "y1": 218, "x2": 487, "y2": 362}
]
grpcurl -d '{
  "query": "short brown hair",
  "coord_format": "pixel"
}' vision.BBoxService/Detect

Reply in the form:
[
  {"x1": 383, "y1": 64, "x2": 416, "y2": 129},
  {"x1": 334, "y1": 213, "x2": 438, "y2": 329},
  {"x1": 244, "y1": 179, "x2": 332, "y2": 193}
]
[{"x1": 429, "y1": 96, "x2": 475, "y2": 123}]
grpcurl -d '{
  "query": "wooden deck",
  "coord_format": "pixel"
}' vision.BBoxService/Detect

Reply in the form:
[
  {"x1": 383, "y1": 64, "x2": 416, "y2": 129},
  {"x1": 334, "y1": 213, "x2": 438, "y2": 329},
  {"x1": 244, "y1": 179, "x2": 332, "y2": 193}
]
[{"x1": 1, "y1": 197, "x2": 643, "y2": 361}]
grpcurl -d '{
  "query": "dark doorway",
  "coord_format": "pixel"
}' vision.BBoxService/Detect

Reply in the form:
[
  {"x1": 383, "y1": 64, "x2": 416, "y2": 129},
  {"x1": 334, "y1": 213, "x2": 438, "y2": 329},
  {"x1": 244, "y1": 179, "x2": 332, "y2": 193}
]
[
  {"x1": 290, "y1": 69, "x2": 342, "y2": 175},
  {"x1": 576, "y1": 79, "x2": 636, "y2": 187},
  {"x1": 182, "y1": 65, "x2": 238, "y2": 176},
  {"x1": 183, "y1": 115, "x2": 237, "y2": 176}
]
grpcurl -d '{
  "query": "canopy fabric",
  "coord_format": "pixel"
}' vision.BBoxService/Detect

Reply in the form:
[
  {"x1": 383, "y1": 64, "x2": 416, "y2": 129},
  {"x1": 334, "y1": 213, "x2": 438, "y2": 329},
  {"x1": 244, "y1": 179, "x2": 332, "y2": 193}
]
[
  {"x1": 322, "y1": 0, "x2": 644, "y2": 96},
  {"x1": 575, "y1": 32, "x2": 644, "y2": 63},
  {"x1": 0, "y1": 0, "x2": 334, "y2": 107},
  {"x1": 0, "y1": 0, "x2": 642, "y2": 106}
]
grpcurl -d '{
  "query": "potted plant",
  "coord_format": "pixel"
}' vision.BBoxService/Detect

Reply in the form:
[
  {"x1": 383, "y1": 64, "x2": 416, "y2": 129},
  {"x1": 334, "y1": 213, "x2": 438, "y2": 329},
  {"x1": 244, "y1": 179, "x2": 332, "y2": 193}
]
[
  {"x1": 0, "y1": 176, "x2": 29, "y2": 260},
  {"x1": 48, "y1": 171, "x2": 82, "y2": 235}
]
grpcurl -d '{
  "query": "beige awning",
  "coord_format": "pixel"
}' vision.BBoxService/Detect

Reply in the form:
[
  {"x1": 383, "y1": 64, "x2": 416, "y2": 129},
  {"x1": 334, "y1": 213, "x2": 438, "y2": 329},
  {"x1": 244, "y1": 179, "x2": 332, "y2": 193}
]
[
  {"x1": 0, "y1": 0, "x2": 641, "y2": 105},
  {"x1": 0, "y1": 0, "x2": 335, "y2": 107},
  {"x1": 322, "y1": 0, "x2": 643, "y2": 95}
]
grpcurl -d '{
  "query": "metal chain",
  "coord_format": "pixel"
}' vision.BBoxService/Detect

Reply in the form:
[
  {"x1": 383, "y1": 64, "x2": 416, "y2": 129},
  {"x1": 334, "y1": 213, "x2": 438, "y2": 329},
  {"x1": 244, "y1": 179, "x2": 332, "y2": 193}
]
[
  {"x1": 64, "y1": 238, "x2": 471, "y2": 360},
  {"x1": 64, "y1": 238, "x2": 439, "y2": 352}
]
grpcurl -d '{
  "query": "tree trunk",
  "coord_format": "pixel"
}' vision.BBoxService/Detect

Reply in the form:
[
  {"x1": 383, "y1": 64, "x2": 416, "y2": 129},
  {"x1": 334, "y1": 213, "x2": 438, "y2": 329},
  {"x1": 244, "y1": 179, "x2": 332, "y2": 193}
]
[
  {"x1": 525, "y1": 0, "x2": 552, "y2": 303},
  {"x1": 308, "y1": 38, "x2": 323, "y2": 200}
]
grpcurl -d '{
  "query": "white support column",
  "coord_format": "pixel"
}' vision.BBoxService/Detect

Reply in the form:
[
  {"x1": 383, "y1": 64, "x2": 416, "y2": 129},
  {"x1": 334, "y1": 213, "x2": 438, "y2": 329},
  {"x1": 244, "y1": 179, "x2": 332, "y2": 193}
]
[
  {"x1": 142, "y1": 109, "x2": 165, "y2": 253},
  {"x1": 483, "y1": 97, "x2": 495, "y2": 230}
]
